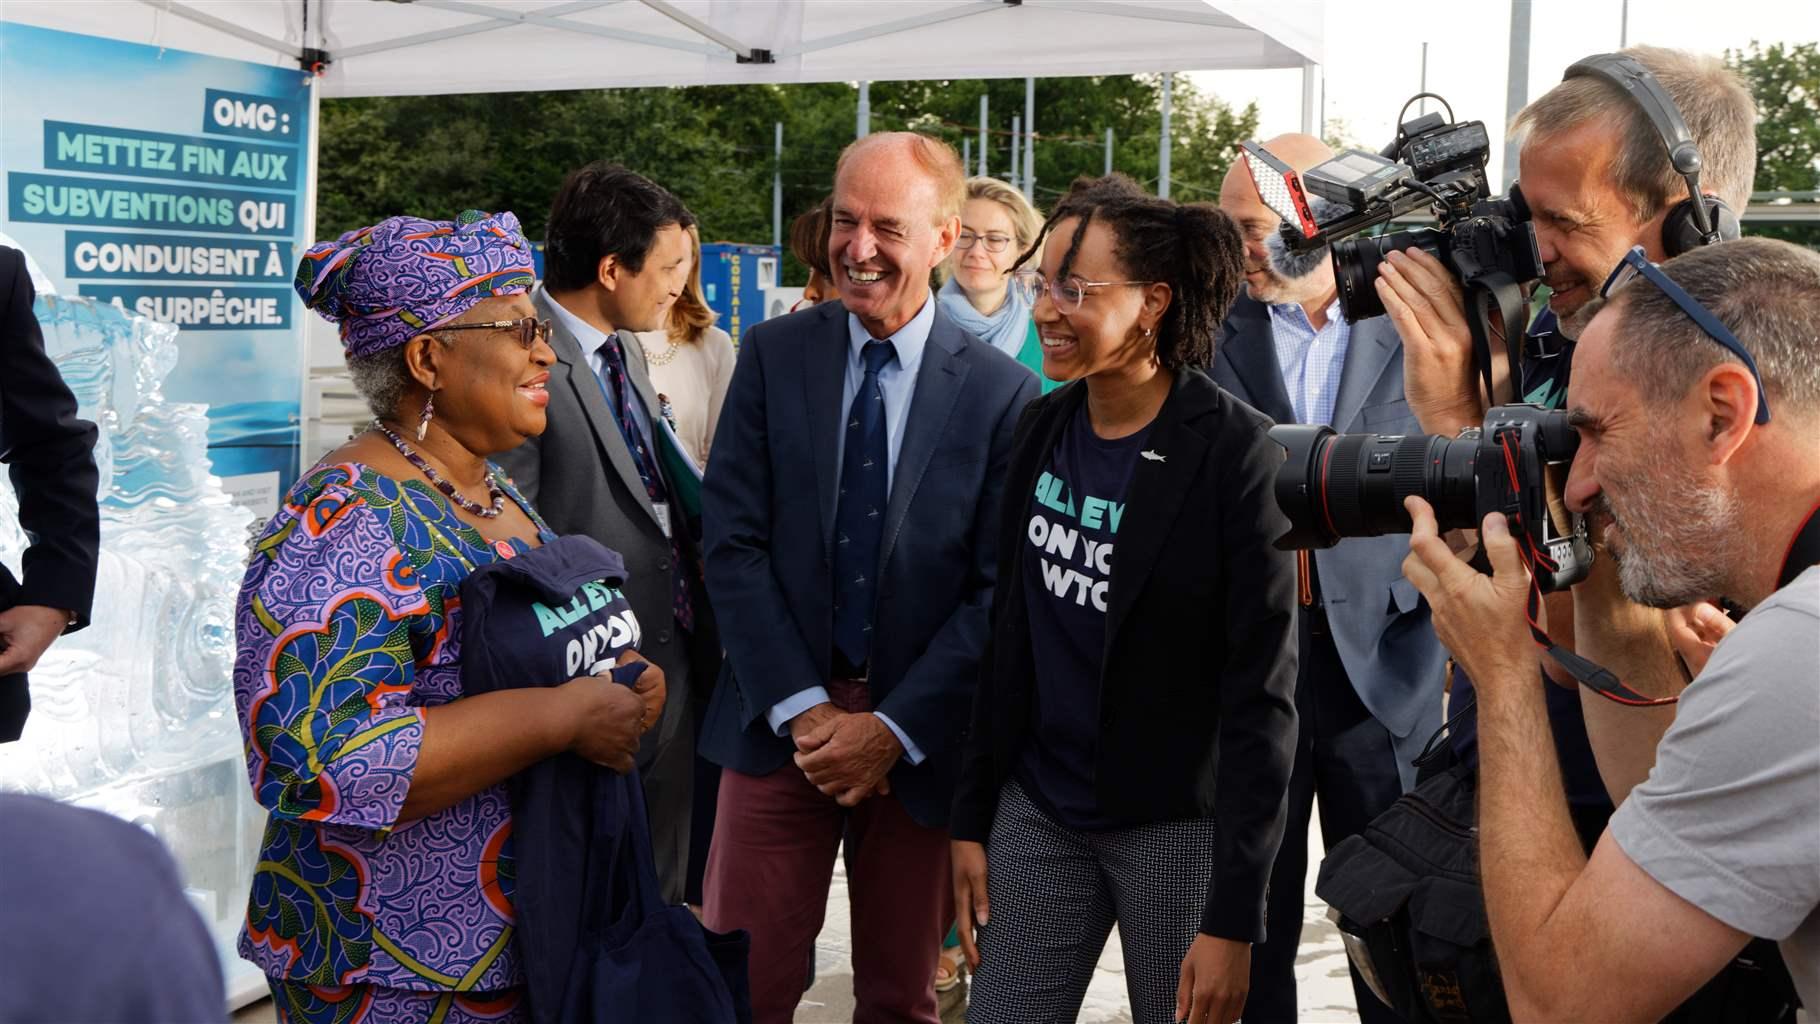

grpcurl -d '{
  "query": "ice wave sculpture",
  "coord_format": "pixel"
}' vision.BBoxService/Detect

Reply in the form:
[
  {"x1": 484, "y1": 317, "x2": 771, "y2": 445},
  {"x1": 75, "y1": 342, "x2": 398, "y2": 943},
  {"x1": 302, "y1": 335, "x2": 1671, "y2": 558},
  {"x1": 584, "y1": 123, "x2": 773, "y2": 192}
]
[{"x1": 0, "y1": 294, "x2": 253, "y2": 792}]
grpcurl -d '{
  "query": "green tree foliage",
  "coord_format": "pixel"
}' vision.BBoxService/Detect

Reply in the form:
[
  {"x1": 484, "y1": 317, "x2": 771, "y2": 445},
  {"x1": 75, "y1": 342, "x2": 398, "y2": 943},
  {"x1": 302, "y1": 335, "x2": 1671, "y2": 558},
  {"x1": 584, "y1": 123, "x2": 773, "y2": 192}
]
[
  {"x1": 316, "y1": 76, "x2": 1258, "y2": 282},
  {"x1": 1726, "y1": 41, "x2": 1820, "y2": 193},
  {"x1": 1724, "y1": 41, "x2": 1819, "y2": 245}
]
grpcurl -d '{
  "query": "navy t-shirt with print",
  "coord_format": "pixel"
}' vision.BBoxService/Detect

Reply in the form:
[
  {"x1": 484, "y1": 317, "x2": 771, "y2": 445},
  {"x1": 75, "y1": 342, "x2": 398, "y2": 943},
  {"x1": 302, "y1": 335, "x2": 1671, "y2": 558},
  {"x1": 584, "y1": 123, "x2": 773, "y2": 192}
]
[{"x1": 1016, "y1": 400, "x2": 1154, "y2": 831}]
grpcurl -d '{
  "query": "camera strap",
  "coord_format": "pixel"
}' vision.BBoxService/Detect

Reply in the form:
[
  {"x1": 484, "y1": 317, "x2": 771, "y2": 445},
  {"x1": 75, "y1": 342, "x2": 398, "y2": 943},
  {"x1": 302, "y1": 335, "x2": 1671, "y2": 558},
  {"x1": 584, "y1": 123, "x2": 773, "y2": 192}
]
[
  {"x1": 1467, "y1": 274, "x2": 1528, "y2": 411},
  {"x1": 1493, "y1": 432, "x2": 1682, "y2": 707},
  {"x1": 1776, "y1": 500, "x2": 1820, "y2": 590}
]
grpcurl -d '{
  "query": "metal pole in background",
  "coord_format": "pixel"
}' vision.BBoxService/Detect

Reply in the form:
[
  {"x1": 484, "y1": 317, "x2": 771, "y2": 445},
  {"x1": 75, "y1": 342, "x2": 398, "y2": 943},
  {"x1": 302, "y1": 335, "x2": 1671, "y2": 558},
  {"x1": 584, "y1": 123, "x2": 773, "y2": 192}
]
[
  {"x1": 978, "y1": 93, "x2": 989, "y2": 176},
  {"x1": 857, "y1": 81, "x2": 870, "y2": 139},
  {"x1": 1024, "y1": 76, "x2": 1036, "y2": 199},
  {"x1": 1419, "y1": 42, "x2": 1429, "y2": 116},
  {"x1": 1620, "y1": 0, "x2": 1629, "y2": 47},
  {"x1": 963, "y1": 138, "x2": 971, "y2": 172},
  {"x1": 1158, "y1": 72, "x2": 1172, "y2": 199},
  {"x1": 772, "y1": 121, "x2": 783, "y2": 247},
  {"x1": 1010, "y1": 114, "x2": 1021, "y2": 190},
  {"x1": 1105, "y1": 127, "x2": 1114, "y2": 175},
  {"x1": 1503, "y1": 0, "x2": 1532, "y2": 190},
  {"x1": 1300, "y1": 60, "x2": 1318, "y2": 136}
]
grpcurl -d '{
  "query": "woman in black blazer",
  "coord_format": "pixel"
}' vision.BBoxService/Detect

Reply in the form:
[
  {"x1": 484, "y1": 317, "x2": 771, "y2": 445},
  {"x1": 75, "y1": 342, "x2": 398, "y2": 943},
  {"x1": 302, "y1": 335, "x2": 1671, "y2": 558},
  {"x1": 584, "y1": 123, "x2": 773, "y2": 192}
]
[{"x1": 950, "y1": 176, "x2": 1299, "y2": 1024}]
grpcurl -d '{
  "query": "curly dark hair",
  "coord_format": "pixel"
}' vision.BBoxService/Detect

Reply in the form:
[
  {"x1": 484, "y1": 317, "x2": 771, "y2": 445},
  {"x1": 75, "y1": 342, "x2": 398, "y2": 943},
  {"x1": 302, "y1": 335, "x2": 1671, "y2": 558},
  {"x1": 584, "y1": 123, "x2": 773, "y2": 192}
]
[{"x1": 1017, "y1": 174, "x2": 1245, "y2": 369}]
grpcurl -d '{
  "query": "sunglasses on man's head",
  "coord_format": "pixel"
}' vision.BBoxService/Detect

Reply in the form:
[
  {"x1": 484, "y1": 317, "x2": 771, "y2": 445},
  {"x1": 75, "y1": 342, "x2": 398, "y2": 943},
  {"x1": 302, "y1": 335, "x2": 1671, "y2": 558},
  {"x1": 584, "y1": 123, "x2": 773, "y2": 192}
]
[{"x1": 1599, "y1": 245, "x2": 1770, "y2": 425}]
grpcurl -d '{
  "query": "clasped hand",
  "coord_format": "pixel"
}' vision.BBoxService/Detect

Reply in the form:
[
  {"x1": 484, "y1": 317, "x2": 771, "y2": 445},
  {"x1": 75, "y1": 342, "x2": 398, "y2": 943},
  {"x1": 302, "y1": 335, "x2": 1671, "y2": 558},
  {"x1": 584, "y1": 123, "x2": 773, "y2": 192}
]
[
  {"x1": 790, "y1": 703, "x2": 900, "y2": 806},
  {"x1": 0, "y1": 604, "x2": 71, "y2": 677}
]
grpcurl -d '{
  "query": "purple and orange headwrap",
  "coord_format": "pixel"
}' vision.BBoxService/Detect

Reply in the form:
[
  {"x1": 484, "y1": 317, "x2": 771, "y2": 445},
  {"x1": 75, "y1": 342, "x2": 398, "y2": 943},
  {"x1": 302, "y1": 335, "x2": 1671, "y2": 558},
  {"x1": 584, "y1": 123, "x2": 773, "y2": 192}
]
[{"x1": 294, "y1": 209, "x2": 536, "y2": 359}]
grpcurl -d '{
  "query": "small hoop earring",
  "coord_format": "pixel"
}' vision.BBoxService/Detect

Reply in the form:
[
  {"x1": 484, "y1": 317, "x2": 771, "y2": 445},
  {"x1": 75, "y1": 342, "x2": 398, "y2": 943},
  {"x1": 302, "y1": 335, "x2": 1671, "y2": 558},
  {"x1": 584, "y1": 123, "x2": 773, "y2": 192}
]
[{"x1": 417, "y1": 391, "x2": 436, "y2": 441}]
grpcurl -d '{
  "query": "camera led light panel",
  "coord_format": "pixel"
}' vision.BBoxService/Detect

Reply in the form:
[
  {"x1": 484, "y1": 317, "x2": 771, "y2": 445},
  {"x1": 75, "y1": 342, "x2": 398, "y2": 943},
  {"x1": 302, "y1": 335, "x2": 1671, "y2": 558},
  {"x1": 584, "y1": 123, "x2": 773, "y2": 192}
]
[{"x1": 1240, "y1": 140, "x2": 1319, "y2": 240}]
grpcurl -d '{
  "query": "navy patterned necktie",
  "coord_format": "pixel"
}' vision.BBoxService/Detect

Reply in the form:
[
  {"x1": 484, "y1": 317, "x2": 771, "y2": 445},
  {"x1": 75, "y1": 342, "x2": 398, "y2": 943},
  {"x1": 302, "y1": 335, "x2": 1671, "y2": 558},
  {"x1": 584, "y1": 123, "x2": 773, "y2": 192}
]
[
  {"x1": 832, "y1": 340, "x2": 897, "y2": 669},
  {"x1": 598, "y1": 334, "x2": 694, "y2": 632}
]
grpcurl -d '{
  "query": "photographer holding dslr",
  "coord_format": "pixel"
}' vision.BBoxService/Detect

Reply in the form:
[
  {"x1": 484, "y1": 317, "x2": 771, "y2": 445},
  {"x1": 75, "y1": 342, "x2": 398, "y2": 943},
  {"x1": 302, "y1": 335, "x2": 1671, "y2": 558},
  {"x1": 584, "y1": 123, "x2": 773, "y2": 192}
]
[
  {"x1": 1402, "y1": 235, "x2": 1820, "y2": 1020},
  {"x1": 1375, "y1": 46, "x2": 1758, "y2": 816}
]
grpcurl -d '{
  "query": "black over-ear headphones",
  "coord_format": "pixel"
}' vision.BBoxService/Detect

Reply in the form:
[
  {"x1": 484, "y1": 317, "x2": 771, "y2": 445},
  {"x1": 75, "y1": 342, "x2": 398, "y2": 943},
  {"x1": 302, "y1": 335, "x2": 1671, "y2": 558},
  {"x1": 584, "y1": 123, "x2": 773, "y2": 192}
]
[{"x1": 1563, "y1": 53, "x2": 1741, "y2": 255}]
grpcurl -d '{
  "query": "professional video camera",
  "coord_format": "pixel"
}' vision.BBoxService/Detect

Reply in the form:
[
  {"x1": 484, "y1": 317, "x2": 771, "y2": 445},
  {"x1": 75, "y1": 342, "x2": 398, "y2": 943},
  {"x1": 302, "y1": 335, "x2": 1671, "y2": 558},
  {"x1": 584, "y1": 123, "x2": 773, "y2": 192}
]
[
  {"x1": 1269, "y1": 404, "x2": 1592, "y2": 593},
  {"x1": 1240, "y1": 96, "x2": 1544, "y2": 327}
]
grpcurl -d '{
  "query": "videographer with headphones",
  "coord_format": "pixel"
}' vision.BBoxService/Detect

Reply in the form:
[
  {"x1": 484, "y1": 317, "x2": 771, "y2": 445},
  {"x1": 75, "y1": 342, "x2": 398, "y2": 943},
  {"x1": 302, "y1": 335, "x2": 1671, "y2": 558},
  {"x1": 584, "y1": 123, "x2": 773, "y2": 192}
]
[
  {"x1": 1402, "y1": 234, "x2": 1820, "y2": 1020},
  {"x1": 1376, "y1": 46, "x2": 1758, "y2": 815}
]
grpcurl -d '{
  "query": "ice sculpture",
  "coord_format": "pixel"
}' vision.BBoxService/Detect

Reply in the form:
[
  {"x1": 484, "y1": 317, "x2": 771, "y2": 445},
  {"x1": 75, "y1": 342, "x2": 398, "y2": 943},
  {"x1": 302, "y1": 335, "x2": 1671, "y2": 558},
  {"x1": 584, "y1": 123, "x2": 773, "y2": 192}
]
[{"x1": 0, "y1": 286, "x2": 266, "y2": 997}]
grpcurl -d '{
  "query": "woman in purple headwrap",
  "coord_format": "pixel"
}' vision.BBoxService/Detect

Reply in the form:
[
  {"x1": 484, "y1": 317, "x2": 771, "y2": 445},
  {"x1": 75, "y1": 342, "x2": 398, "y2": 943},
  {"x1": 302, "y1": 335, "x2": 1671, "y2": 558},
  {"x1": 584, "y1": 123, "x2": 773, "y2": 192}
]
[{"x1": 233, "y1": 211, "x2": 664, "y2": 1023}]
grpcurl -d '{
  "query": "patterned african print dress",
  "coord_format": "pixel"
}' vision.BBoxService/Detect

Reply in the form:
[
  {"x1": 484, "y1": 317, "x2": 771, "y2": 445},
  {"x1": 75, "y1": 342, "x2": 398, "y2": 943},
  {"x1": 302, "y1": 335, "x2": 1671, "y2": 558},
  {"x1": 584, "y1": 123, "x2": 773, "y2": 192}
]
[{"x1": 234, "y1": 461, "x2": 551, "y2": 1024}]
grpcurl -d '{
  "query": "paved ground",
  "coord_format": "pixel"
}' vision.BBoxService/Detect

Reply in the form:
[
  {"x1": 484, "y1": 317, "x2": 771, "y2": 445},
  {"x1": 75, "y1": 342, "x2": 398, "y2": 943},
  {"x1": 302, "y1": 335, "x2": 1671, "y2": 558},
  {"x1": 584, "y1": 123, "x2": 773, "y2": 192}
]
[
  {"x1": 236, "y1": 823, "x2": 1358, "y2": 1024},
  {"x1": 797, "y1": 823, "x2": 1360, "y2": 1024}
]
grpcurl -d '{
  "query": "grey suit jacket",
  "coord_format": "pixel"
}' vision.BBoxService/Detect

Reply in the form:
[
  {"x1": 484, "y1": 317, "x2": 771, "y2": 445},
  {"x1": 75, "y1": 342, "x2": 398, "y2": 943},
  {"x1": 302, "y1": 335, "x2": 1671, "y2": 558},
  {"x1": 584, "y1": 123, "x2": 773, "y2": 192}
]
[
  {"x1": 494, "y1": 288, "x2": 720, "y2": 760},
  {"x1": 1212, "y1": 295, "x2": 1447, "y2": 788}
]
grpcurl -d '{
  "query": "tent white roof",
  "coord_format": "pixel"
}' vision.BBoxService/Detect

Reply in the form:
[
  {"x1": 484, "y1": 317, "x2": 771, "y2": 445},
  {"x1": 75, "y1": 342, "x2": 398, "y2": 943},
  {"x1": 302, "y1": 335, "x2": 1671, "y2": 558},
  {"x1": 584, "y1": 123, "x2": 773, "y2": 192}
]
[{"x1": 2, "y1": 0, "x2": 1323, "y2": 96}]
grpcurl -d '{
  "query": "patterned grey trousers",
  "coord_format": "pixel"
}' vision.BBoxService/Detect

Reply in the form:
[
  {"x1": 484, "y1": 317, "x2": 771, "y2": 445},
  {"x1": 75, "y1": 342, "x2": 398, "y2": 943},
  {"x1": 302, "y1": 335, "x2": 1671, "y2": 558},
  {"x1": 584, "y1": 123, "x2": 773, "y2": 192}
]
[{"x1": 966, "y1": 778, "x2": 1220, "y2": 1024}]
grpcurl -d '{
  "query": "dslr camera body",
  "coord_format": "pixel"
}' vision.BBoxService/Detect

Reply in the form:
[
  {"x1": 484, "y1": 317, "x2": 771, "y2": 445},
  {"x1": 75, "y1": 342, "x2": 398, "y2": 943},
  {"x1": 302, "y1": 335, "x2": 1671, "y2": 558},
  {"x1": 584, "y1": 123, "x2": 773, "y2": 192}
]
[{"x1": 1270, "y1": 405, "x2": 1591, "y2": 592}]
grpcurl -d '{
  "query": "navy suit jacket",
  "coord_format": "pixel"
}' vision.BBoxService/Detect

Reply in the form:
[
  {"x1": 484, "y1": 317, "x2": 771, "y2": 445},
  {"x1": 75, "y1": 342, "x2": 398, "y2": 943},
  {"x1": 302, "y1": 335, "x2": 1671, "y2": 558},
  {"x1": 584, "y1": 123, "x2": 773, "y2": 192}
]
[
  {"x1": 698, "y1": 299, "x2": 1038, "y2": 827},
  {"x1": 1, "y1": 247, "x2": 99, "y2": 742},
  {"x1": 1211, "y1": 295, "x2": 1447, "y2": 788}
]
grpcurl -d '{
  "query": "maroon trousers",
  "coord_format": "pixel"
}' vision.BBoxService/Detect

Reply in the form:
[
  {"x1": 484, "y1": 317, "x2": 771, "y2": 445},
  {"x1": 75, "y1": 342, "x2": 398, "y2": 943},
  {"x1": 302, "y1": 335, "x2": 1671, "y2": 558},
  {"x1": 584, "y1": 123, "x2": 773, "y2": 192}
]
[{"x1": 702, "y1": 681, "x2": 952, "y2": 1024}]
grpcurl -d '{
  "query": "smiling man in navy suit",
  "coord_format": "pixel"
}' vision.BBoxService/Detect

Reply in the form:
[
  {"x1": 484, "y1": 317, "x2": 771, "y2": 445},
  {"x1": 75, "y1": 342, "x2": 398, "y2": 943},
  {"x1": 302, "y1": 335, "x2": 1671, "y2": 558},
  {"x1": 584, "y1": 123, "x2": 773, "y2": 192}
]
[
  {"x1": 698, "y1": 132, "x2": 1037, "y2": 1024},
  {"x1": 1215, "y1": 135, "x2": 1448, "y2": 1024}
]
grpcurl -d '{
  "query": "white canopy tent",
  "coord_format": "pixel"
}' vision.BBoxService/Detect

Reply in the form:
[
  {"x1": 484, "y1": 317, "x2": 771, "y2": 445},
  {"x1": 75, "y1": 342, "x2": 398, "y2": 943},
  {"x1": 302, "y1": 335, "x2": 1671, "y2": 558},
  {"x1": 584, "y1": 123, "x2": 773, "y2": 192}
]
[{"x1": 3, "y1": 0, "x2": 1323, "y2": 102}]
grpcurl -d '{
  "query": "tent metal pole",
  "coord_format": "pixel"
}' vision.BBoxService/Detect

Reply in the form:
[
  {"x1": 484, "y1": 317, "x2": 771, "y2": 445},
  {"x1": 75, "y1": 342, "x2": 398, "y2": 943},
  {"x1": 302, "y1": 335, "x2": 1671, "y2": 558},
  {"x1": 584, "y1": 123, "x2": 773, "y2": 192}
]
[
  {"x1": 1106, "y1": 127, "x2": 1114, "y2": 176},
  {"x1": 1024, "y1": 76, "x2": 1035, "y2": 199},
  {"x1": 1010, "y1": 115, "x2": 1021, "y2": 190},
  {"x1": 963, "y1": 138, "x2": 972, "y2": 173},
  {"x1": 386, "y1": 1, "x2": 713, "y2": 61},
  {"x1": 1504, "y1": 0, "x2": 1532, "y2": 190},
  {"x1": 1301, "y1": 60, "x2": 1318, "y2": 136},
  {"x1": 136, "y1": 0, "x2": 298, "y2": 60},
  {"x1": 636, "y1": 0, "x2": 764, "y2": 59},
  {"x1": 857, "y1": 81, "x2": 871, "y2": 139},
  {"x1": 1158, "y1": 72, "x2": 1172, "y2": 199},
  {"x1": 979, "y1": 94, "x2": 989, "y2": 176},
  {"x1": 774, "y1": 122, "x2": 784, "y2": 247},
  {"x1": 778, "y1": 2, "x2": 1002, "y2": 58}
]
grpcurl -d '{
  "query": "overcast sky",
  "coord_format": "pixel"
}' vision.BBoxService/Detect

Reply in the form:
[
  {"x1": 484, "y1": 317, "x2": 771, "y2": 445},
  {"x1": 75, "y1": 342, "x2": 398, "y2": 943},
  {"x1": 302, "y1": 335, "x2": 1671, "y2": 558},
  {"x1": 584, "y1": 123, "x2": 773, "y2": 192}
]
[{"x1": 1189, "y1": 0, "x2": 1820, "y2": 193}]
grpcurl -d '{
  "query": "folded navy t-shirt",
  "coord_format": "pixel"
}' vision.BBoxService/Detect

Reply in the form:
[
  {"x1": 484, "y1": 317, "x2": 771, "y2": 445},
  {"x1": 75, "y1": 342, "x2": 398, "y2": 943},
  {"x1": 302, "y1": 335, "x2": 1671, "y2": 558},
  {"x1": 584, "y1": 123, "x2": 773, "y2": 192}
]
[{"x1": 460, "y1": 533, "x2": 646, "y2": 1023}]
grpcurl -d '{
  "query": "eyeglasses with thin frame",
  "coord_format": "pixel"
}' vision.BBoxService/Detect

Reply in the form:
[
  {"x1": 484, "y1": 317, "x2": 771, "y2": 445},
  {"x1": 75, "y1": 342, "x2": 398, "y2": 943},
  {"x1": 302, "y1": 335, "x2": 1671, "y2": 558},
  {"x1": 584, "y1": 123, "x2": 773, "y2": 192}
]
[
  {"x1": 434, "y1": 316, "x2": 553, "y2": 351},
  {"x1": 955, "y1": 230, "x2": 1015, "y2": 254},
  {"x1": 1010, "y1": 269, "x2": 1158, "y2": 315},
  {"x1": 1599, "y1": 246, "x2": 1770, "y2": 424}
]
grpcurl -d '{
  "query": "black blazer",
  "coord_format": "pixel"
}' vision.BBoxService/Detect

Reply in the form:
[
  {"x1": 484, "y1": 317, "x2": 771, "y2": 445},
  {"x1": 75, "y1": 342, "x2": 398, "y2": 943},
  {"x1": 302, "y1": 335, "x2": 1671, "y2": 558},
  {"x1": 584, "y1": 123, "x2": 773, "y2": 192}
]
[
  {"x1": 0, "y1": 246, "x2": 100, "y2": 742},
  {"x1": 698, "y1": 300, "x2": 1037, "y2": 827},
  {"x1": 950, "y1": 367, "x2": 1298, "y2": 943}
]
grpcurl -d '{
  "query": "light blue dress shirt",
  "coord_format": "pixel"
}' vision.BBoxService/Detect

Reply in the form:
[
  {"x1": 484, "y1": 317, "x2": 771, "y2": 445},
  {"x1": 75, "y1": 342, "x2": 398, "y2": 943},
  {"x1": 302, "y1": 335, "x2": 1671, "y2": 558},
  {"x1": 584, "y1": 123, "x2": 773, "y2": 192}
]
[
  {"x1": 1268, "y1": 297, "x2": 1352, "y2": 427},
  {"x1": 765, "y1": 297, "x2": 936, "y2": 764},
  {"x1": 543, "y1": 287, "x2": 658, "y2": 443}
]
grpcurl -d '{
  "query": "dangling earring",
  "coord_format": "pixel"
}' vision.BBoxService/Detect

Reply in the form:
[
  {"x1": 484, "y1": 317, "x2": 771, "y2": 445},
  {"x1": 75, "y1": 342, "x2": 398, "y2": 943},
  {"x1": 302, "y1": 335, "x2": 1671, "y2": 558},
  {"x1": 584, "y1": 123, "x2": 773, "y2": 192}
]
[{"x1": 417, "y1": 391, "x2": 436, "y2": 441}]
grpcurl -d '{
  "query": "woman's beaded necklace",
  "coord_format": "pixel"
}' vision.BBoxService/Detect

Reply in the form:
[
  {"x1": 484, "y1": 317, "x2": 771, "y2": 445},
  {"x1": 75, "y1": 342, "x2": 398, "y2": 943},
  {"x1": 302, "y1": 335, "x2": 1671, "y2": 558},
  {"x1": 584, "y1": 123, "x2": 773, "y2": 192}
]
[
  {"x1": 374, "y1": 421, "x2": 507, "y2": 519},
  {"x1": 642, "y1": 335, "x2": 683, "y2": 367}
]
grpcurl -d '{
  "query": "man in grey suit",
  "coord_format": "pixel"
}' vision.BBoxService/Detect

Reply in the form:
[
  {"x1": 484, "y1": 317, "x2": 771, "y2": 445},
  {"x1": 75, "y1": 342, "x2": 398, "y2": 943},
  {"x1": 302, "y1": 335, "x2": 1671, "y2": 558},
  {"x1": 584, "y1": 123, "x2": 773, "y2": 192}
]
[
  {"x1": 1215, "y1": 134, "x2": 1447, "y2": 1024},
  {"x1": 496, "y1": 163, "x2": 720, "y2": 905}
]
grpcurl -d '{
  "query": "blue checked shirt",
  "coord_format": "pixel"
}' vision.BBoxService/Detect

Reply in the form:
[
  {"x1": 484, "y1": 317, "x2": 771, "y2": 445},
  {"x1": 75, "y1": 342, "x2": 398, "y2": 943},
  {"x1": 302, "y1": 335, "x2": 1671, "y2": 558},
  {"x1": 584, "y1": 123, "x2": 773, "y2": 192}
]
[{"x1": 1269, "y1": 298, "x2": 1351, "y2": 427}]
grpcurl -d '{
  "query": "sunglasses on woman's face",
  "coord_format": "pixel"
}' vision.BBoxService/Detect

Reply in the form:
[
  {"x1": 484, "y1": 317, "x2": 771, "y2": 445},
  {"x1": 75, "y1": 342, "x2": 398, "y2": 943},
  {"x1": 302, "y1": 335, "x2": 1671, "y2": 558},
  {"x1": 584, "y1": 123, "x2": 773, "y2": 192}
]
[{"x1": 436, "y1": 316, "x2": 552, "y2": 351}]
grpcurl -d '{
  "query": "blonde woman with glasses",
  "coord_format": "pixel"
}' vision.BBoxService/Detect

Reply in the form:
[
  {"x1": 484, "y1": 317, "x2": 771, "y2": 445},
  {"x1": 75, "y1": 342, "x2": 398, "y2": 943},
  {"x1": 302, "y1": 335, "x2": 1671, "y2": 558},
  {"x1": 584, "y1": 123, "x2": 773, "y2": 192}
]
[{"x1": 938, "y1": 176, "x2": 1060, "y2": 393}]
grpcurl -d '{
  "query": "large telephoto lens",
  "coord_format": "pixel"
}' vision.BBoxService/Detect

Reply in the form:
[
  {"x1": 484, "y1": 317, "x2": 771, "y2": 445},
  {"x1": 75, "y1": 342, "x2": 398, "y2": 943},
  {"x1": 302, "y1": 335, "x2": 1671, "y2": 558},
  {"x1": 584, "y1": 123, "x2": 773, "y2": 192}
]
[
  {"x1": 1268, "y1": 423, "x2": 1479, "y2": 550},
  {"x1": 1331, "y1": 228, "x2": 1450, "y2": 323}
]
